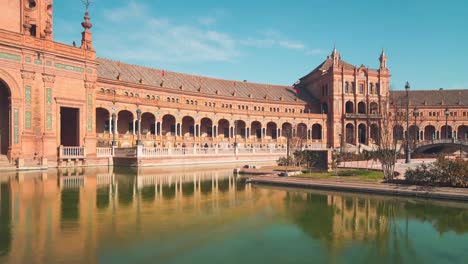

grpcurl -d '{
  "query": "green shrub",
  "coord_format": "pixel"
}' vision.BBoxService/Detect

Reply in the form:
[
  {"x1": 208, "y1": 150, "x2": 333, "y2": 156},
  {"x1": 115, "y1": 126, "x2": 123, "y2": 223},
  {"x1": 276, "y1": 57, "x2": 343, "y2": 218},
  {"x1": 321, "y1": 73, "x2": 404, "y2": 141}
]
[{"x1": 405, "y1": 157, "x2": 468, "y2": 187}]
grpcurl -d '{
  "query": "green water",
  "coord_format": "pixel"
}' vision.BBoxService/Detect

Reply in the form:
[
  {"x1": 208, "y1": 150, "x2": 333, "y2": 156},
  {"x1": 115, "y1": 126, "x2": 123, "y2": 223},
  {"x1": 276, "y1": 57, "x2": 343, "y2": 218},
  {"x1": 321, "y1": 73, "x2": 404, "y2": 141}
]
[{"x1": 0, "y1": 166, "x2": 468, "y2": 264}]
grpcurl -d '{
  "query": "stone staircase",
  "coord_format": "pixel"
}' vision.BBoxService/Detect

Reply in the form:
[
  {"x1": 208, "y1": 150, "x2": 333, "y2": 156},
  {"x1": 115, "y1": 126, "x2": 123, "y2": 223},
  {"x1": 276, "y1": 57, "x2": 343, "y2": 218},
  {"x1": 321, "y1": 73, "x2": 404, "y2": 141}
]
[{"x1": 0, "y1": 155, "x2": 16, "y2": 171}]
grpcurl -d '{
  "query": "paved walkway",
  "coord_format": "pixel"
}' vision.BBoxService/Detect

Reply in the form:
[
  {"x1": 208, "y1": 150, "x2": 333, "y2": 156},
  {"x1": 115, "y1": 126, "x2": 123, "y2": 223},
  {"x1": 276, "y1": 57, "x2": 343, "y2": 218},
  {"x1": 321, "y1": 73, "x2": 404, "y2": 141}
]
[
  {"x1": 339, "y1": 158, "x2": 437, "y2": 179},
  {"x1": 247, "y1": 174, "x2": 468, "y2": 202}
]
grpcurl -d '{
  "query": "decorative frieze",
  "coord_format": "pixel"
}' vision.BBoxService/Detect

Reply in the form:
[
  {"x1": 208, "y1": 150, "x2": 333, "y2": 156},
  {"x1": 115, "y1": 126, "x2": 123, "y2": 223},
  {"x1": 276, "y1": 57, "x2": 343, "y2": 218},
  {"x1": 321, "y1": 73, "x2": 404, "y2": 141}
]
[
  {"x1": 0, "y1": 52, "x2": 21, "y2": 61},
  {"x1": 54, "y1": 63, "x2": 84, "y2": 73}
]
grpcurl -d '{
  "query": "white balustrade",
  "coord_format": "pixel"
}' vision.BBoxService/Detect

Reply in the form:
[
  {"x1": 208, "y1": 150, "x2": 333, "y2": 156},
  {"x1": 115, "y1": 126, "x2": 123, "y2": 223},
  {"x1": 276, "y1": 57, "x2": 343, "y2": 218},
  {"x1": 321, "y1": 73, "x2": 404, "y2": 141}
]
[
  {"x1": 96, "y1": 146, "x2": 288, "y2": 158},
  {"x1": 60, "y1": 146, "x2": 85, "y2": 159},
  {"x1": 96, "y1": 147, "x2": 113, "y2": 157}
]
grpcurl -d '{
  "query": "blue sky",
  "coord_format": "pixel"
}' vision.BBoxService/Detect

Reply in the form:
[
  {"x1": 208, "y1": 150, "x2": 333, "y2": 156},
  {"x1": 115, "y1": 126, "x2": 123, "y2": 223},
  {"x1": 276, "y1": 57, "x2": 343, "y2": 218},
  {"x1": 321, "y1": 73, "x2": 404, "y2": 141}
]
[{"x1": 53, "y1": 0, "x2": 468, "y2": 90}]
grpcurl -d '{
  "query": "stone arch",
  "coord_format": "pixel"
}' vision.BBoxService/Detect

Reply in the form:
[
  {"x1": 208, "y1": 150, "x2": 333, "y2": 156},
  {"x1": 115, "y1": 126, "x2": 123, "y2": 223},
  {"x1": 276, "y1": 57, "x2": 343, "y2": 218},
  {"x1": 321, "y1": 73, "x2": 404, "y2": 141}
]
[
  {"x1": 117, "y1": 110, "x2": 134, "y2": 134},
  {"x1": 95, "y1": 107, "x2": 110, "y2": 134},
  {"x1": 457, "y1": 125, "x2": 468, "y2": 141},
  {"x1": 234, "y1": 120, "x2": 246, "y2": 138},
  {"x1": 162, "y1": 114, "x2": 176, "y2": 136},
  {"x1": 345, "y1": 123, "x2": 355, "y2": 144},
  {"x1": 141, "y1": 112, "x2": 156, "y2": 135},
  {"x1": 0, "y1": 69, "x2": 22, "y2": 100},
  {"x1": 266, "y1": 122, "x2": 278, "y2": 139},
  {"x1": 218, "y1": 119, "x2": 230, "y2": 138},
  {"x1": 393, "y1": 125, "x2": 404, "y2": 141},
  {"x1": 345, "y1": 101, "x2": 354, "y2": 114},
  {"x1": 357, "y1": 102, "x2": 366, "y2": 114},
  {"x1": 370, "y1": 102, "x2": 379, "y2": 114},
  {"x1": 282, "y1": 122, "x2": 292, "y2": 137},
  {"x1": 297, "y1": 123, "x2": 308, "y2": 139},
  {"x1": 200, "y1": 117, "x2": 213, "y2": 137},
  {"x1": 408, "y1": 125, "x2": 419, "y2": 141},
  {"x1": 358, "y1": 123, "x2": 366, "y2": 144},
  {"x1": 312, "y1": 124, "x2": 322, "y2": 140},
  {"x1": 182, "y1": 116, "x2": 195, "y2": 137},
  {"x1": 0, "y1": 79, "x2": 12, "y2": 156},
  {"x1": 251, "y1": 121, "x2": 262, "y2": 139},
  {"x1": 441, "y1": 125, "x2": 453, "y2": 139},
  {"x1": 424, "y1": 125, "x2": 436, "y2": 141}
]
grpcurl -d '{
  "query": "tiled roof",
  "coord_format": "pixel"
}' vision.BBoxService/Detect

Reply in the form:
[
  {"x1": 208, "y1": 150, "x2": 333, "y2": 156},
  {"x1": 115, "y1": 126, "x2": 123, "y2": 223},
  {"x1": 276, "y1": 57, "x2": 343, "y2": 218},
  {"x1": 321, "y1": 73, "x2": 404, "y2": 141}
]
[
  {"x1": 314, "y1": 56, "x2": 356, "y2": 72},
  {"x1": 390, "y1": 89, "x2": 468, "y2": 107},
  {"x1": 97, "y1": 58, "x2": 310, "y2": 103}
]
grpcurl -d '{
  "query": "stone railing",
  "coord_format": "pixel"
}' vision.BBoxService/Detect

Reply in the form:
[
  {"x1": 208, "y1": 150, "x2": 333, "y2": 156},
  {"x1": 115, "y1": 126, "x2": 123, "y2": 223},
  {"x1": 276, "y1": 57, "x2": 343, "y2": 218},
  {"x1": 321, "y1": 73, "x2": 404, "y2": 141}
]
[
  {"x1": 59, "y1": 146, "x2": 86, "y2": 159},
  {"x1": 111, "y1": 146, "x2": 289, "y2": 158},
  {"x1": 416, "y1": 139, "x2": 468, "y2": 148},
  {"x1": 96, "y1": 147, "x2": 113, "y2": 157}
]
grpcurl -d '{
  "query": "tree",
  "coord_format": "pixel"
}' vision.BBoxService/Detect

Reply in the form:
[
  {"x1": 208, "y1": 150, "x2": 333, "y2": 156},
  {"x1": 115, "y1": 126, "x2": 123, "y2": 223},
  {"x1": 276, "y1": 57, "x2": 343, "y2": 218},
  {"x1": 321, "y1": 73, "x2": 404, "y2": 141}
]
[{"x1": 375, "y1": 91, "x2": 405, "y2": 180}]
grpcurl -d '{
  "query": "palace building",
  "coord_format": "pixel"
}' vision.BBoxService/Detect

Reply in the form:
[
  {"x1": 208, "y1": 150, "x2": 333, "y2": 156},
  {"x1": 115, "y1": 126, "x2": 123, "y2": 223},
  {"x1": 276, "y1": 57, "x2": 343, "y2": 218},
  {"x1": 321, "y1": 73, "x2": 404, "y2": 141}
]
[{"x1": 0, "y1": 0, "x2": 467, "y2": 169}]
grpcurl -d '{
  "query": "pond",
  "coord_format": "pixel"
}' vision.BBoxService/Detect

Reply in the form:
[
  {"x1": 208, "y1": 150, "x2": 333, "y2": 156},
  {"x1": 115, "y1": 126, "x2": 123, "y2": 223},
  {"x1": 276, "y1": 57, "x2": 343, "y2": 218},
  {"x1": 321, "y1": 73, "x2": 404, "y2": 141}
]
[{"x1": 0, "y1": 166, "x2": 467, "y2": 264}]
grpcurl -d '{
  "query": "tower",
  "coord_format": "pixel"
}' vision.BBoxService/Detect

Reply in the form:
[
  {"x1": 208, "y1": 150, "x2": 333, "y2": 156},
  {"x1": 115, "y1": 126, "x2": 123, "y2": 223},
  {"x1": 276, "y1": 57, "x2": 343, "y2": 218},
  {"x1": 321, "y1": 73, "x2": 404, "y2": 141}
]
[
  {"x1": 379, "y1": 49, "x2": 387, "y2": 69},
  {"x1": 0, "y1": 0, "x2": 53, "y2": 40},
  {"x1": 331, "y1": 45, "x2": 341, "y2": 66}
]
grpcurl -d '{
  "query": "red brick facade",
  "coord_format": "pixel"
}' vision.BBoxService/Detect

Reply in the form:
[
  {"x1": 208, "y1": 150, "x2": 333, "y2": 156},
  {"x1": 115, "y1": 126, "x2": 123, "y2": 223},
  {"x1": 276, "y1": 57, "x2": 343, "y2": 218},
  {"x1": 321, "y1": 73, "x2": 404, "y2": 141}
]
[{"x1": 0, "y1": 1, "x2": 466, "y2": 167}]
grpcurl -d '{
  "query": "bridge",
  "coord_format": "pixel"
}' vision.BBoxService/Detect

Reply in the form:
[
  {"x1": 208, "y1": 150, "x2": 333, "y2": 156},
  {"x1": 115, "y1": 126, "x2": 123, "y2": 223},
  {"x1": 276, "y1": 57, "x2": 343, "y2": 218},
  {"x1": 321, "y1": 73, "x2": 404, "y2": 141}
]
[{"x1": 414, "y1": 139, "x2": 468, "y2": 154}]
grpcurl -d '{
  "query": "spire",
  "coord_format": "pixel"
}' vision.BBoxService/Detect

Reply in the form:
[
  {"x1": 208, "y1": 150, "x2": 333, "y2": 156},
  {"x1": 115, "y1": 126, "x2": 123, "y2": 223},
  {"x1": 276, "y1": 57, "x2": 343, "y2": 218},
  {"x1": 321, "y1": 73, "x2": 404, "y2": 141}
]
[
  {"x1": 331, "y1": 43, "x2": 340, "y2": 66},
  {"x1": 80, "y1": 1, "x2": 94, "y2": 50},
  {"x1": 379, "y1": 48, "x2": 387, "y2": 69}
]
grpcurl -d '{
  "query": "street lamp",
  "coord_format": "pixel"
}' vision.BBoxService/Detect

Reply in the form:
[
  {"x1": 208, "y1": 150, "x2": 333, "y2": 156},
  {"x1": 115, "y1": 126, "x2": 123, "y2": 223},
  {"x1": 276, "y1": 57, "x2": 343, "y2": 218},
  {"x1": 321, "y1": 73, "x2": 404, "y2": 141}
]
[
  {"x1": 405, "y1": 81, "x2": 411, "y2": 164},
  {"x1": 136, "y1": 108, "x2": 142, "y2": 146},
  {"x1": 110, "y1": 106, "x2": 118, "y2": 147},
  {"x1": 233, "y1": 120, "x2": 238, "y2": 156},
  {"x1": 413, "y1": 107, "x2": 419, "y2": 148},
  {"x1": 445, "y1": 107, "x2": 450, "y2": 140}
]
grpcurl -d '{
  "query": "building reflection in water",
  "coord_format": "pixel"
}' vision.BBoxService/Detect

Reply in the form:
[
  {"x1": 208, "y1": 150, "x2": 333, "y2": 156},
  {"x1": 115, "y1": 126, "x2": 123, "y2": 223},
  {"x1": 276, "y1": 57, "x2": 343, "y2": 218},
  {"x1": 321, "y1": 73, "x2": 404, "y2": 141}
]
[
  {"x1": 0, "y1": 168, "x2": 468, "y2": 263},
  {"x1": 0, "y1": 166, "x2": 261, "y2": 263}
]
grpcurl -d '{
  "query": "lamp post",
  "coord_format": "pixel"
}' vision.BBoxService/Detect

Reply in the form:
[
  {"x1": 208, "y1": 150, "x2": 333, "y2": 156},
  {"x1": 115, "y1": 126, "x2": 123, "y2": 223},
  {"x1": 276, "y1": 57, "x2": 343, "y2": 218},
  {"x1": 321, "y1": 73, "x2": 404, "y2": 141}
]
[
  {"x1": 445, "y1": 107, "x2": 449, "y2": 140},
  {"x1": 110, "y1": 106, "x2": 118, "y2": 147},
  {"x1": 136, "y1": 108, "x2": 142, "y2": 146},
  {"x1": 285, "y1": 128, "x2": 291, "y2": 174},
  {"x1": 413, "y1": 107, "x2": 419, "y2": 148},
  {"x1": 405, "y1": 82, "x2": 411, "y2": 164},
  {"x1": 233, "y1": 120, "x2": 238, "y2": 156}
]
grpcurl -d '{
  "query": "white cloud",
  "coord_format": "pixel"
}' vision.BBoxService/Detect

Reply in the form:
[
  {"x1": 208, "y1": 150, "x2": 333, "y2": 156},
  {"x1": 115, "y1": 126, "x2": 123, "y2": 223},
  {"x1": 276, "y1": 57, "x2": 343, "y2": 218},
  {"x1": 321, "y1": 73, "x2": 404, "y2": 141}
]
[
  {"x1": 278, "y1": 41, "x2": 305, "y2": 50},
  {"x1": 98, "y1": 2, "x2": 239, "y2": 63},
  {"x1": 96, "y1": 1, "x2": 323, "y2": 64},
  {"x1": 306, "y1": 48, "x2": 327, "y2": 56},
  {"x1": 104, "y1": 0, "x2": 145, "y2": 22},
  {"x1": 197, "y1": 16, "x2": 217, "y2": 26}
]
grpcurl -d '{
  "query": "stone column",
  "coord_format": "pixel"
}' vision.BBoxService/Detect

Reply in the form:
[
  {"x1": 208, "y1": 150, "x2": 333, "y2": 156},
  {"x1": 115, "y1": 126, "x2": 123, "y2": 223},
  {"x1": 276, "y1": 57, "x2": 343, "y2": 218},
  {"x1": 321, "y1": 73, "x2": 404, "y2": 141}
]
[
  {"x1": 42, "y1": 73, "x2": 57, "y2": 160},
  {"x1": 108, "y1": 118, "x2": 113, "y2": 135}
]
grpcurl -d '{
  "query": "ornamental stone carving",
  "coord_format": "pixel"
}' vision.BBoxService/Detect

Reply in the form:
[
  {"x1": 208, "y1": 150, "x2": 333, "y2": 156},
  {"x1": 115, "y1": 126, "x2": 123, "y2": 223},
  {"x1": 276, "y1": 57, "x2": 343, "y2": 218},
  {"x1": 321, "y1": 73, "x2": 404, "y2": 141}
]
[
  {"x1": 42, "y1": 74, "x2": 55, "y2": 83},
  {"x1": 84, "y1": 81, "x2": 95, "y2": 89},
  {"x1": 21, "y1": 70, "x2": 36, "y2": 80}
]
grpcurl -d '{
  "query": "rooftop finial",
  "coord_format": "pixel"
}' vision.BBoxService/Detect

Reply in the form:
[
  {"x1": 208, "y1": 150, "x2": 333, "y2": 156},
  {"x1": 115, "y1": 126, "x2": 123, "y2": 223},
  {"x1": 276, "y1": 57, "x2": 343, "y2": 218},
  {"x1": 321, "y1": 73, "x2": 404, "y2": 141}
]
[
  {"x1": 81, "y1": 0, "x2": 93, "y2": 12},
  {"x1": 80, "y1": 0, "x2": 94, "y2": 50}
]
